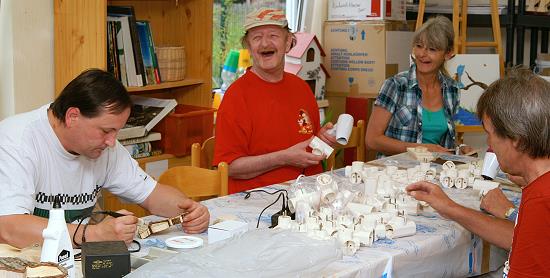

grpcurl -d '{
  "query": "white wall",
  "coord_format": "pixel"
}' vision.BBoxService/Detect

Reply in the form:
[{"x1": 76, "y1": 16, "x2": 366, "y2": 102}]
[
  {"x1": 287, "y1": 0, "x2": 327, "y2": 41},
  {"x1": 0, "y1": 0, "x2": 54, "y2": 120},
  {"x1": 0, "y1": 0, "x2": 15, "y2": 119}
]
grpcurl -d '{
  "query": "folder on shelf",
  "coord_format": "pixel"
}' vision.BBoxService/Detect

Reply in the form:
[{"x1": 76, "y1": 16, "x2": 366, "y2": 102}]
[{"x1": 117, "y1": 96, "x2": 177, "y2": 140}]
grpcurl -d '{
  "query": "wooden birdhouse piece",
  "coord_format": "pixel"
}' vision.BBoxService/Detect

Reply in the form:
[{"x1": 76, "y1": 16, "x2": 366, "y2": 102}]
[{"x1": 285, "y1": 32, "x2": 330, "y2": 100}]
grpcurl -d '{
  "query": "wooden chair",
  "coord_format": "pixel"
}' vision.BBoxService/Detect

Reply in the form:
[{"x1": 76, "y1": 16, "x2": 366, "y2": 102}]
[
  {"x1": 327, "y1": 120, "x2": 366, "y2": 170},
  {"x1": 101, "y1": 190, "x2": 150, "y2": 218},
  {"x1": 191, "y1": 136, "x2": 215, "y2": 169},
  {"x1": 158, "y1": 162, "x2": 229, "y2": 201},
  {"x1": 101, "y1": 158, "x2": 228, "y2": 216}
]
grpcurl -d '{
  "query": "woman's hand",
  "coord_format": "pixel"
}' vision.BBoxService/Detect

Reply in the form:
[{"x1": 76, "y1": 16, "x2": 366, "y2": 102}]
[{"x1": 421, "y1": 144, "x2": 453, "y2": 153}]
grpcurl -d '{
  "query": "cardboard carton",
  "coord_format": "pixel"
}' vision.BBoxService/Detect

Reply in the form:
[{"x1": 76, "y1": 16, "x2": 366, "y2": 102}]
[{"x1": 324, "y1": 21, "x2": 414, "y2": 94}]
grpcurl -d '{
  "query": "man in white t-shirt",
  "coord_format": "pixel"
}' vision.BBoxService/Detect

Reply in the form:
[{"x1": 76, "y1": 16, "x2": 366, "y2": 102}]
[{"x1": 0, "y1": 69, "x2": 210, "y2": 248}]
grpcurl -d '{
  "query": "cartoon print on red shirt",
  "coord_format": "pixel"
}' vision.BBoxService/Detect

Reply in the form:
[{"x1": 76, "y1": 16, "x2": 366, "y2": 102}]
[{"x1": 297, "y1": 109, "x2": 314, "y2": 134}]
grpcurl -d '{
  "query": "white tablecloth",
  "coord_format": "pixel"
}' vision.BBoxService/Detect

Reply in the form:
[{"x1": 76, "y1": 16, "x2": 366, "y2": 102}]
[{"x1": 136, "y1": 167, "x2": 517, "y2": 277}]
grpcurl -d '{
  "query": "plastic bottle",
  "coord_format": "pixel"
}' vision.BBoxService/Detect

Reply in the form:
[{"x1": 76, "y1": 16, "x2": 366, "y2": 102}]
[
  {"x1": 41, "y1": 195, "x2": 75, "y2": 278},
  {"x1": 236, "y1": 49, "x2": 251, "y2": 78},
  {"x1": 220, "y1": 50, "x2": 240, "y2": 92}
]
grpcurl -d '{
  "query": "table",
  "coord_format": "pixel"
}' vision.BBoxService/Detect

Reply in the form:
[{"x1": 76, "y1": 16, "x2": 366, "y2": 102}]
[
  {"x1": 131, "y1": 153, "x2": 513, "y2": 277},
  {"x1": 1, "y1": 153, "x2": 514, "y2": 277}
]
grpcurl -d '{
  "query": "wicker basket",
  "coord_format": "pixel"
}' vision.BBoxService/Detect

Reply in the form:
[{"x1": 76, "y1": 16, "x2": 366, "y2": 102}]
[{"x1": 156, "y1": 46, "x2": 186, "y2": 82}]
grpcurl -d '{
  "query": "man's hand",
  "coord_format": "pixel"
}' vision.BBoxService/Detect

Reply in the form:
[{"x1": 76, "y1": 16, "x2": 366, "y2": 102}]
[
  {"x1": 178, "y1": 199, "x2": 210, "y2": 234},
  {"x1": 283, "y1": 137, "x2": 325, "y2": 168},
  {"x1": 90, "y1": 209, "x2": 137, "y2": 245},
  {"x1": 318, "y1": 122, "x2": 338, "y2": 146},
  {"x1": 406, "y1": 181, "x2": 457, "y2": 218},
  {"x1": 480, "y1": 188, "x2": 515, "y2": 219}
]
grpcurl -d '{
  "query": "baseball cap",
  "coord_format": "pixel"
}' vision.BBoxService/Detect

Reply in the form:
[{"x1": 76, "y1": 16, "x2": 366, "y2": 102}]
[{"x1": 244, "y1": 8, "x2": 288, "y2": 32}]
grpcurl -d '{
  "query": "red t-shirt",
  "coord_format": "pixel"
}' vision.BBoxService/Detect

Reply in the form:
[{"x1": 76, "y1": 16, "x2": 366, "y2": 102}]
[
  {"x1": 507, "y1": 170, "x2": 550, "y2": 277},
  {"x1": 213, "y1": 70, "x2": 322, "y2": 194}
]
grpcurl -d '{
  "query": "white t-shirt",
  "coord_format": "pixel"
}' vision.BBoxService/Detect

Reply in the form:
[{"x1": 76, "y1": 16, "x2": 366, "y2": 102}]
[{"x1": 0, "y1": 104, "x2": 156, "y2": 219}]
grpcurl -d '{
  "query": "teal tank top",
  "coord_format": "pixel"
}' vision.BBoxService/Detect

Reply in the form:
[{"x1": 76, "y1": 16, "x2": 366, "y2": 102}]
[{"x1": 422, "y1": 108, "x2": 447, "y2": 144}]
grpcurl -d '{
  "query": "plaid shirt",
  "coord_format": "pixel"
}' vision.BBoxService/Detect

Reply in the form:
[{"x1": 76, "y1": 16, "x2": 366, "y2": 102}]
[{"x1": 375, "y1": 64, "x2": 460, "y2": 157}]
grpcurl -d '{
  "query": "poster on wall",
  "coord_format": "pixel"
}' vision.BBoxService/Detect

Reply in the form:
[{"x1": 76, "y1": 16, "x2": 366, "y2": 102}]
[{"x1": 445, "y1": 54, "x2": 500, "y2": 125}]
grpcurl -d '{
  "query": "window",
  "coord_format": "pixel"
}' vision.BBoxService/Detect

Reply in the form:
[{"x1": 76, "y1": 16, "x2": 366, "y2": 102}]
[
  {"x1": 212, "y1": 0, "x2": 286, "y2": 88},
  {"x1": 306, "y1": 47, "x2": 314, "y2": 62}
]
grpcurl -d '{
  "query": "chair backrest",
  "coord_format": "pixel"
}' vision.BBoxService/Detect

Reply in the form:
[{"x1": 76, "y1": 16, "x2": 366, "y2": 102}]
[
  {"x1": 158, "y1": 162, "x2": 229, "y2": 200},
  {"x1": 101, "y1": 190, "x2": 150, "y2": 218},
  {"x1": 191, "y1": 136, "x2": 215, "y2": 169},
  {"x1": 327, "y1": 120, "x2": 366, "y2": 170}
]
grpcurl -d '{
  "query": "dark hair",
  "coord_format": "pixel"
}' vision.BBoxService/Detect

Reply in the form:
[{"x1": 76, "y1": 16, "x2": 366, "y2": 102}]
[
  {"x1": 50, "y1": 69, "x2": 132, "y2": 121},
  {"x1": 477, "y1": 68, "x2": 550, "y2": 158}
]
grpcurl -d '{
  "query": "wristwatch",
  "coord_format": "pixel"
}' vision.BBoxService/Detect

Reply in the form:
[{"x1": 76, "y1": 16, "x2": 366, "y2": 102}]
[{"x1": 504, "y1": 206, "x2": 517, "y2": 221}]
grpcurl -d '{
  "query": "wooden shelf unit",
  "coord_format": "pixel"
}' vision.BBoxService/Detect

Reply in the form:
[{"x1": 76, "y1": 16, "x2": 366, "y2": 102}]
[
  {"x1": 126, "y1": 78, "x2": 204, "y2": 93},
  {"x1": 54, "y1": 0, "x2": 213, "y2": 107}
]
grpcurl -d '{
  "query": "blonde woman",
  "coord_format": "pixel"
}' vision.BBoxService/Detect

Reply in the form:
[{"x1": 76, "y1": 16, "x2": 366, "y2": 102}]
[{"x1": 366, "y1": 16, "x2": 472, "y2": 157}]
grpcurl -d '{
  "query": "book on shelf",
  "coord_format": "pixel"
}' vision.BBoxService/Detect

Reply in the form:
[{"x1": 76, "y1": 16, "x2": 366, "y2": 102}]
[
  {"x1": 108, "y1": 5, "x2": 145, "y2": 87},
  {"x1": 137, "y1": 20, "x2": 161, "y2": 84},
  {"x1": 124, "y1": 142, "x2": 152, "y2": 156},
  {"x1": 110, "y1": 20, "x2": 128, "y2": 86},
  {"x1": 145, "y1": 20, "x2": 162, "y2": 83},
  {"x1": 119, "y1": 132, "x2": 161, "y2": 146},
  {"x1": 136, "y1": 20, "x2": 157, "y2": 85},
  {"x1": 132, "y1": 149, "x2": 163, "y2": 159},
  {"x1": 107, "y1": 21, "x2": 119, "y2": 81},
  {"x1": 117, "y1": 95, "x2": 177, "y2": 140},
  {"x1": 107, "y1": 15, "x2": 140, "y2": 87}
]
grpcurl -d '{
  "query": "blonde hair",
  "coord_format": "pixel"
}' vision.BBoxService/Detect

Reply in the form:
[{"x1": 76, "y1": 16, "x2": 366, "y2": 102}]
[
  {"x1": 412, "y1": 16, "x2": 454, "y2": 76},
  {"x1": 413, "y1": 16, "x2": 454, "y2": 52}
]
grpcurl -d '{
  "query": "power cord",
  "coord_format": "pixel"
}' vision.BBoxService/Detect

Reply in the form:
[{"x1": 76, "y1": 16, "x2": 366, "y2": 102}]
[
  {"x1": 254, "y1": 192, "x2": 285, "y2": 228},
  {"x1": 72, "y1": 211, "x2": 141, "y2": 257}
]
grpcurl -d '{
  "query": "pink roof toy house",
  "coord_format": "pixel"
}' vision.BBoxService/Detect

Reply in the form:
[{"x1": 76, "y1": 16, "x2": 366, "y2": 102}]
[{"x1": 285, "y1": 32, "x2": 330, "y2": 100}]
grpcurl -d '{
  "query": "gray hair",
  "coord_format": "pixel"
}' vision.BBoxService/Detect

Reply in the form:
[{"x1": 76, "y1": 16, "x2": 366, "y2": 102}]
[
  {"x1": 477, "y1": 69, "x2": 550, "y2": 158},
  {"x1": 412, "y1": 16, "x2": 454, "y2": 53}
]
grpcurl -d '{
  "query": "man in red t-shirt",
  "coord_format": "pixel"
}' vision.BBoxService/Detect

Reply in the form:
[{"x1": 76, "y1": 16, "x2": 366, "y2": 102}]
[
  {"x1": 406, "y1": 69, "x2": 550, "y2": 277},
  {"x1": 213, "y1": 8, "x2": 337, "y2": 194}
]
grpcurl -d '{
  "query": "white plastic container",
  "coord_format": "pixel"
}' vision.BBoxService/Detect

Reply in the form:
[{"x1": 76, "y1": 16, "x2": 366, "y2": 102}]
[
  {"x1": 40, "y1": 196, "x2": 75, "y2": 278},
  {"x1": 166, "y1": 236, "x2": 204, "y2": 250}
]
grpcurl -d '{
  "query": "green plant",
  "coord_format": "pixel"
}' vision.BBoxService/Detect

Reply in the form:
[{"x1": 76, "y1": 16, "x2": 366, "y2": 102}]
[{"x1": 212, "y1": 1, "x2": 285, "y2": 88}]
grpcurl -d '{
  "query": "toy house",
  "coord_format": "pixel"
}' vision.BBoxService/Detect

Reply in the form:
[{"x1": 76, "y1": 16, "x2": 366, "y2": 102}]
[{"x1": 285, "y1": 32, "x2": 330, "y2": 100}]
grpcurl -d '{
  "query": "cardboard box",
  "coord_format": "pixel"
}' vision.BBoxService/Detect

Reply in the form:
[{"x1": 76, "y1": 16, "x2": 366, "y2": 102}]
[
  {"x1": 328, "y1": 0, "x2": 406, "y2": 21},
  {"x1": 208, "y1": 220, "x2": 248, "y2": 244},
  {"x1": 324, "y1": 21, "x2": 414, "y2": 94}
]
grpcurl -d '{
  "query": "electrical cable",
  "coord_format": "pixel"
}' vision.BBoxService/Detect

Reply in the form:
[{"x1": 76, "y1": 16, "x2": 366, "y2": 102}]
[
  {"x1": 255, "y1": 192, "x2": 285, "y2": 228},
  {"x1": 244, "y1": 188, "x2": 292, "y2": 227},
  {"x1": 72, "y1": 211, "x2": 141, "y2": 253},
  {"x1": 244, "y1": 188, "x2": 288, "y2": 200}
]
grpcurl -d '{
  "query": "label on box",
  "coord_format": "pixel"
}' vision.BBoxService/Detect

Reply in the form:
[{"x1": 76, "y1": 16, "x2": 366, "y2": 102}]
[
  {"x1": 324, "y1": 22, "x2": 387, "y2": 94},
  {"x1": 328, "y1": 0, "x2": 406, "y2": 21}
]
